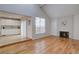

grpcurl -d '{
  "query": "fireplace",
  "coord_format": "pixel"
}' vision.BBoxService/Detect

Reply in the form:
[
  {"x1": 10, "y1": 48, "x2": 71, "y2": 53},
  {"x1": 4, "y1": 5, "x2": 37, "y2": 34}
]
[{"x1": 60, "y1": 31, "x2": 69, "y2": 38}]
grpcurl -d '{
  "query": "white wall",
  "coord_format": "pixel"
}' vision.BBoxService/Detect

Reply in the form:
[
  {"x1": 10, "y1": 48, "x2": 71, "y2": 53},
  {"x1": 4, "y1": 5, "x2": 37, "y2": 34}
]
[
  {"x1": 73, "y1": 15, "x2": 79, "y2": 40},
  {"x1": 51, "y1": 18, "x2": 58, "y2": 36},
  {"x1": 0, "y1": 20, "x2": 1, "y2": 36}
]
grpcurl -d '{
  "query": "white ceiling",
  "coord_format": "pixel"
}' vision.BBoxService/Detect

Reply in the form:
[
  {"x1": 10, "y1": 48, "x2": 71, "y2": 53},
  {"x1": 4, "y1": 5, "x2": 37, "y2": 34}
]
[
  {"x1": 41, "y1": 4, "x2": 79, "y2": 18},
  {"x1": 0, "y1": 4, "x2": 79, "y2": 19}
]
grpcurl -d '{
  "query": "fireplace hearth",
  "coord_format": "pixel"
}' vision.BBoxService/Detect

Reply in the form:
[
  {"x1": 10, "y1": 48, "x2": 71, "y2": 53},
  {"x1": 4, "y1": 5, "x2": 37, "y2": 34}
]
[{"x1": 60, "y1": 31, "x2": 69, "y2": 38}]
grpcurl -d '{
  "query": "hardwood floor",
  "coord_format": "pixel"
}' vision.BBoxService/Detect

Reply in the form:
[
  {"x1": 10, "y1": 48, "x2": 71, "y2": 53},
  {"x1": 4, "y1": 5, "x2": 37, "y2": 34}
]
[{"x1": 0, "y1": 36, "x2": 79, "y2": 54}]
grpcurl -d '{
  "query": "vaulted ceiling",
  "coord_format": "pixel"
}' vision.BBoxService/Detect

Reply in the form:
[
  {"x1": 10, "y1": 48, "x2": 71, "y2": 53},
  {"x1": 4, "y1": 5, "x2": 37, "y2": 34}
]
[
  {"x1": 0, "y1": 4, "x2": 79, "y2": 19},
  {"x1": 40, "y1": 4, "x2": 79, "y2": 18}
]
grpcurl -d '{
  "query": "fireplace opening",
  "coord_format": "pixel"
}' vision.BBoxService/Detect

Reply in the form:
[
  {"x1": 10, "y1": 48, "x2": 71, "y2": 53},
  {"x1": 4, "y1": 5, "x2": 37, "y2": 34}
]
[{"x1": 60, "y1": 31, "x2": 69, "y2": 38}]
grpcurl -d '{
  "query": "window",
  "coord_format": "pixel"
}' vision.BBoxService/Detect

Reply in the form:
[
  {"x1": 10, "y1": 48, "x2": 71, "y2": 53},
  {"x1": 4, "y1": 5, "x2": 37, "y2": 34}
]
[{"x1": 35, "y1": 17, "x2": 45, "y2": 34}]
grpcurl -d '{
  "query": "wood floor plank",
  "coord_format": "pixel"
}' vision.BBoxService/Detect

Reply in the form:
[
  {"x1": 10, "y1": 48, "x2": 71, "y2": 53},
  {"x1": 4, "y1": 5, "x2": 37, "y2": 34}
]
[{"x1": 0, "y1": 36, "x2": 79, "y2": 54}]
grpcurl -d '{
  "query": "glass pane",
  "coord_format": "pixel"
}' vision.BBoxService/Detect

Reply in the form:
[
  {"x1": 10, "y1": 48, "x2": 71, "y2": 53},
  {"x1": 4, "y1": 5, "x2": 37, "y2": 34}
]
[
  {"x1": 40, "y1": 18, "x2": 45, "y2": 33},
  {"x1": 35, "y1": 17, "x2": 45, "y2": 34},
  {"x1": 35, "y1": 17, "x2": 40, "y2": 34}
]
